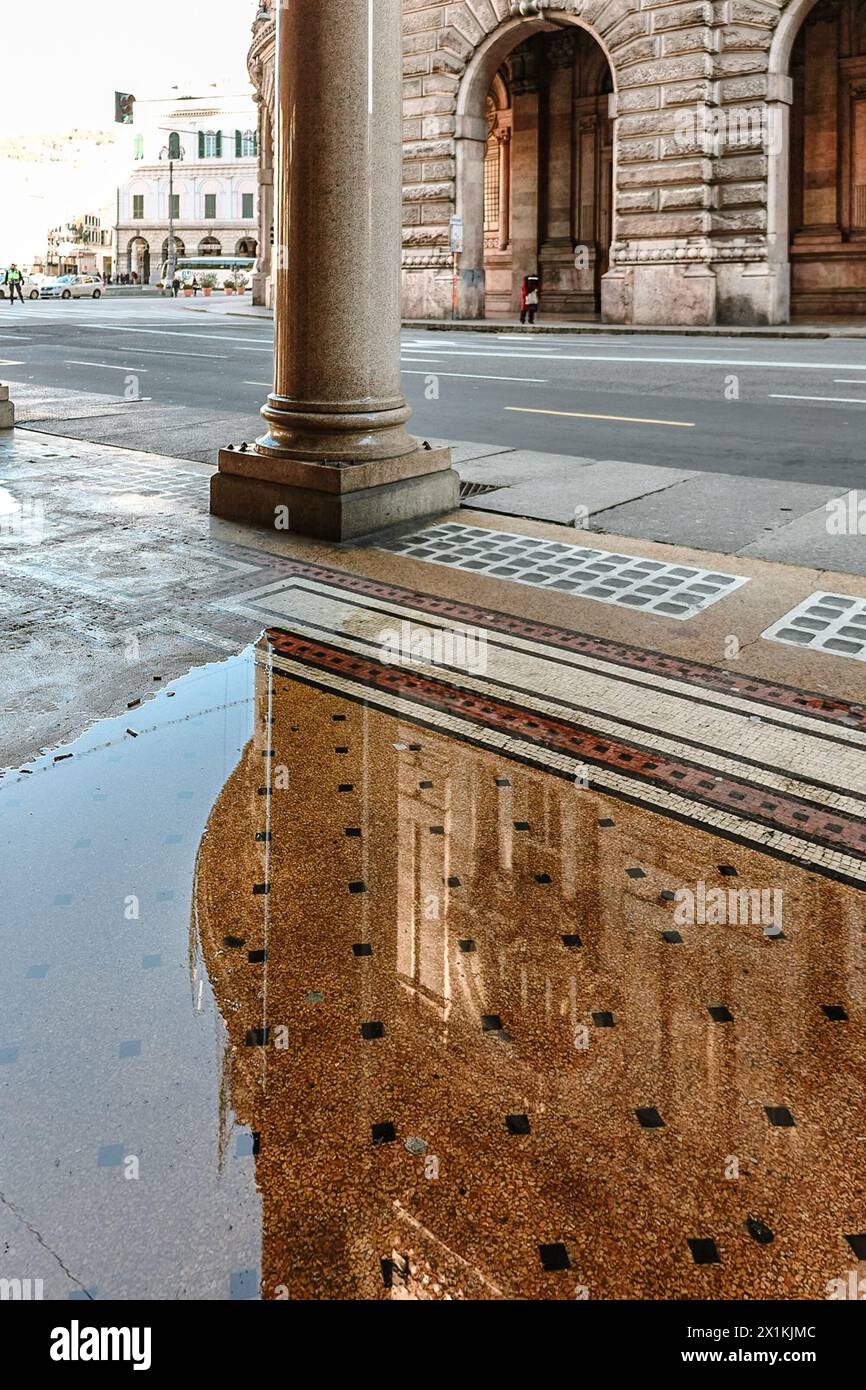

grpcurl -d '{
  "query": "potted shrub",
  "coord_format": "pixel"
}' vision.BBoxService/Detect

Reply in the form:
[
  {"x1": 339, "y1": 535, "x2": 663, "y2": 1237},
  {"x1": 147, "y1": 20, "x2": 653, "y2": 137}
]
[
  {"x1": 182, "y1": 283, "x2": 193, "y2": 298},
  {"x1": 200, "y1": 273, "x2": 216, "y2": 298},
  {"x1": 234, "y1": 272, "x2": 249, "y2": 293},
  {"x1": 223, "y1": 277, "x2": 236, "y2": 295}
]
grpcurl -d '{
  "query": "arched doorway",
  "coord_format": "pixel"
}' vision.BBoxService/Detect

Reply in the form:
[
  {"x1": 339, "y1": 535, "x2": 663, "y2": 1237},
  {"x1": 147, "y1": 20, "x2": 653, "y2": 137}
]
[
  {"x1": 457, "y1": 16, "x2": 615, "y2": 320},
  {"x1": 788, "y1": 0, "x2": 866, "y2": 316},
  {"x1": 235, "y1": 237, "x2": 258, "y2": 256},
  {"x1": 127, "y1": 236, "x2": 150, "y2": 284},
  {"x1": 161, "y1": 236, "x2": 185, "y2": 261},
  {"x1": 198, "y1": 235, "x2": 222, "y2": 257}
]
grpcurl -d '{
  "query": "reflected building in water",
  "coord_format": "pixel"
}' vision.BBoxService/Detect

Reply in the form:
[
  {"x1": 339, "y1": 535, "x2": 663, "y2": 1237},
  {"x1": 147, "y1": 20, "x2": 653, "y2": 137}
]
[{"x1": 193, "y1": 634, "x2": 865, "y2": 1300}]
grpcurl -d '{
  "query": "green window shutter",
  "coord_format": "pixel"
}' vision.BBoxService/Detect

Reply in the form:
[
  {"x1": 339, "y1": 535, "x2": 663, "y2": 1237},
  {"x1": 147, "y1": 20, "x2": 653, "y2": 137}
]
[
  {"x1": 198, "y1": 131, "x2": 204, "y2": 159},
  {"x1": 242, "y1": 193, "x2": 254, "y2": 219},
  {"x1": 235, "y1": 129, "x2": 242, "y2": 158},
  {"x1": 252, "y1": 131, "x2": 258, "y2": 156},
  {"x1": 215, "y1": 130, "x2": 222, "y2": 158}
]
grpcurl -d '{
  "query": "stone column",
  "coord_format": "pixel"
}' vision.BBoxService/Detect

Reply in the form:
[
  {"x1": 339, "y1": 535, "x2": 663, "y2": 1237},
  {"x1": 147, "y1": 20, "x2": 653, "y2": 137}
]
[
  {"x1": 509, "y1": 77, "x2": 541, "y2": 316},
  {"x1": 497, "y1": 128, "x2": 512, "y2": 251},
  {"x1": 211, "y1": 0, "x2": 457, "y2": 541}
]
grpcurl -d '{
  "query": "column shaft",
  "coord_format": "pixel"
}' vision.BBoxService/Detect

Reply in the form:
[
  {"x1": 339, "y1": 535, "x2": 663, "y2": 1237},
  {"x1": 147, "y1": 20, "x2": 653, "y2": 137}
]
[{"x1": 260, "y1": 0, "x2": 414, "y2": 462}]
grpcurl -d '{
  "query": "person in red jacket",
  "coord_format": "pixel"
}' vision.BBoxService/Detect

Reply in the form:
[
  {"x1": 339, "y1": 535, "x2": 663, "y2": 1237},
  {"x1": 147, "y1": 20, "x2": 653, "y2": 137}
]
[{"x1": 520, "y1": 272, "x2": 539, "y2": 325}]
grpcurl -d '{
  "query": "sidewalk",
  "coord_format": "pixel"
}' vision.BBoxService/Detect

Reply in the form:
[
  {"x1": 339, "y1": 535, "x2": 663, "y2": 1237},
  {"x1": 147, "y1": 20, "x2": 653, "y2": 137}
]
[
  {"x1": 1, "y1": 421, "x2": 865, "y2": 1299},
  {"x1": 174, "y1": 295, "x2": 866, "y2": 337}
]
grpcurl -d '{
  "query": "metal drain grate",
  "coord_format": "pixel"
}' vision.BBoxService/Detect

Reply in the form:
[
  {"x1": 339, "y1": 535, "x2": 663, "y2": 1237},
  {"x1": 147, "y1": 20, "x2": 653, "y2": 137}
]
[
  {"x1": 379, "y1": 522, "x2": 748, "y2": 620},
  {"x1": 762, "y1": 591, "x2": 866, "y2": 662},
  {"x1": 459, "y1": 480, "x2": 502, "y2": 500}
]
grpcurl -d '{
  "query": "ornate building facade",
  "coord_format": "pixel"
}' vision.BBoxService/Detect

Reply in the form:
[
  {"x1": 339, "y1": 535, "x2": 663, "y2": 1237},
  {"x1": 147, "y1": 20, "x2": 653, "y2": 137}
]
[
  {"x1": 116, "y1": 84, "x2": 259, "y2": 284},
  {"x1": 248, "y1": 0, "x2": 866, "y2": 324}
]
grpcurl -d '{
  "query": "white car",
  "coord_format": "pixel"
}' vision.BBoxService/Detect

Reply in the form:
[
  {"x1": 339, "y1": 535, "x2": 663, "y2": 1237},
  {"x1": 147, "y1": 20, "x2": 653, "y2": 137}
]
[
  {"x1": 40, "y1": 274, "x2": 103, "y2": 300},
  {"x1": 0, "y1": 271, "x2": 40, "y2": 299}
]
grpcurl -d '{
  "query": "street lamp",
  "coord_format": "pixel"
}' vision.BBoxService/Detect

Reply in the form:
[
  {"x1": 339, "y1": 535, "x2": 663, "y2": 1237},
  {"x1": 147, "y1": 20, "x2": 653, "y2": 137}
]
[
  {"x1": 158, "y1": 126, "x2": 199, "y2": 294},
  {"x1": 158, "y1": 139, "x2": 185, "y2": 293}
]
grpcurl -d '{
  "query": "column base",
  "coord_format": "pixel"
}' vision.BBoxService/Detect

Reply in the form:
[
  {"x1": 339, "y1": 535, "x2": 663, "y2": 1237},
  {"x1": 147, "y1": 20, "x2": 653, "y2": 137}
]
[
  {"x1": 0, "y1": 383, "x2": 14, "y2": 429},
  {"x1": 210, "y1": 444, "x2": 459, "y2": 541}
]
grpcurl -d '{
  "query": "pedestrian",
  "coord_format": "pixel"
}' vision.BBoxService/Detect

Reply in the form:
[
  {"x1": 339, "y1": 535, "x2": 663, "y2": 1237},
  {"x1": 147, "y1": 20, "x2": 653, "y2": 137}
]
[
  {"x1": 191, "y1": 277, "x2": 200, "y2": 296},
  {"x1": 4, "y1": 263, "x2": 25, "y2": 306},
  {"x1": 520, "y1": 273, "x2": 539, "y2": 326},
  {"x1": 171, "y1": 276, "x2": 180, "y2": 298}
]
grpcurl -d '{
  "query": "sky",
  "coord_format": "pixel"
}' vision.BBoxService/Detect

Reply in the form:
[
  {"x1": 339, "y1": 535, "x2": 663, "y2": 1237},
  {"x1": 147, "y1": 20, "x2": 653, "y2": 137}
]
[{"x1": 0, "y1": 0, "x2": 256, "y2": 263}]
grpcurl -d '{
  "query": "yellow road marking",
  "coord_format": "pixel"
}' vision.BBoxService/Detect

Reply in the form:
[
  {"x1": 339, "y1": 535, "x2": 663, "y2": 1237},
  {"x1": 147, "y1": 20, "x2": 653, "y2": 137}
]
[{"x1": 505, "y1": 406, "x2": 695, "y2": 428}]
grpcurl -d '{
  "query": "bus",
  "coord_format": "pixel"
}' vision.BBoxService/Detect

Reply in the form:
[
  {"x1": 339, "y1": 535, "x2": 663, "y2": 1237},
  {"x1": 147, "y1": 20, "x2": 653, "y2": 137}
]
[{"x1": 159, "y1": 255, "x2": 255, "y2": 287}]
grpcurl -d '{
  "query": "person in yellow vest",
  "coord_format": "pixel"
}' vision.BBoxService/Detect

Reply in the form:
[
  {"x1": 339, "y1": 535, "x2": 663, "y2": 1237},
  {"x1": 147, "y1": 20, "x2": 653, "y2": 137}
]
[{"x1": 3, "y1": 265, "x2": 24, "y2": 306}]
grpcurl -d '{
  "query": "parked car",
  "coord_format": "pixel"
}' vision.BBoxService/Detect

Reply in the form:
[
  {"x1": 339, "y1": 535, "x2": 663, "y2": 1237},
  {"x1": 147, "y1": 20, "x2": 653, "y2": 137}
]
[
  {"x1": 0, "y1": 270, "x2": 40, "y2": 299},
  {"x1": 40, "y1": 274, "x2": 103, "y2": 301}
]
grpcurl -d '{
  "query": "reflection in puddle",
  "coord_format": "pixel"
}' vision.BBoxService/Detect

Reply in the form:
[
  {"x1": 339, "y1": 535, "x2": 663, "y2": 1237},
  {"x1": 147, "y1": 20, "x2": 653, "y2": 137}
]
[
  {"x1": 195, "y1": 637, "x2": 865, "y2": 1300},
  {"x1": 1, "y1": 633, "x2": 864, "y2": 1300}
]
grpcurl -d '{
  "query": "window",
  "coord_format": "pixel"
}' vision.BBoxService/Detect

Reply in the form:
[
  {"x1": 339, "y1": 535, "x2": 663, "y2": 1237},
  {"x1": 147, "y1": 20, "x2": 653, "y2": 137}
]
[
  {"x1": 132, "y1": 194, "x2": 144, "y2": 219},
  {"x1": 133, "y1": 134, "x2": 144, "y2": 160},
  {"x1": 242, "y1": 192, "x2": 254, "y2": 219},
  {"x1": 169, "y1": 194, "x2": 180, "y2": 220},
  {"x1": 168, "y1": 131, "x2": 181, "y2": 160},
  {"x1": 200, "y1": 130, "x2": 221, "y2": 158},
  {"x1": 235, "y1": 129, "x2": 258, "y2": 157},
  {"x1": 204, "y1": 193, "x2": 216, "y2": 219},
  {"x1": 483, "y1": 136, "x2": 500, "y2": 233}
]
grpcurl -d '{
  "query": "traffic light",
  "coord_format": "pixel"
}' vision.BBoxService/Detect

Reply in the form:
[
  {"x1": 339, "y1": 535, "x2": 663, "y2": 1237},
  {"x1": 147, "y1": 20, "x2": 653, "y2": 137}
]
[{"x1": 114, "y1": 92, "x2": 135, "y2": 125}]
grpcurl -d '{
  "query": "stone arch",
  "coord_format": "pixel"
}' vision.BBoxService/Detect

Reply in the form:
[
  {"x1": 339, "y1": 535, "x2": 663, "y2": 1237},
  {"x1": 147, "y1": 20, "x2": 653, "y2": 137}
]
[
  {"x1": 452, "y1": 6, "x2": 623, "y2": 317},
  {"x1": 760, "y1": 0, "x2": 822, "y2": 323},
  {"x1": 127, "y1": 235, "x2": 150, "y2": 283}
]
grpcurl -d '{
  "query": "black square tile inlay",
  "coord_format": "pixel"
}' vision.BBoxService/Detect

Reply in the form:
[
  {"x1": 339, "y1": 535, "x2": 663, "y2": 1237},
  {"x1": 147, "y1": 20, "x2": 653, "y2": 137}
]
[
  {"x1": 635, "y1": 1106, "x2": 665, "y2": 1129},
  {"x1": 348, "y1": 881, "x2": 367, "y2": 894},
  {"x1": 660, "y1": 889, "x2": 676, "y2": 903},
  {"x1": 419, "y1": 780, "x2": 433, "y2": 789},
  {"x1": 687, "y1": 1238, "x2": 720, "y2": 1265},
  {"x1": 255, "y1": 831, "x2": 271, "y2": 843},
  {"x1": 662, "y1": 930, "x2": 683, "y2": 944},
  {"x1": 561, "y1": 934, "x2": 582, "y2": 950},
  {"x1": 844, "y1": 1233, "x2": 866, "y2": 1259},
  {"x1": 247, "y1": 950, "x2": 267, "y2": 964},
  {"x1": 223, "y1": 935, "x2": 245, "y2": 948},
  {"x1": 361, "y1": 1021, "x2": 384, "y2": 1040},
  {"x1": 708, "y1": 1005, "x2": 734, "y2": 1023},
  {"x1": 372, "y1": 1122, "x2": 396, "y2": 1145},
  {"x1": 821, "y1": 1004, "x2": 849, "y2": 1021},
  {"x1": 506, "y1": 1113, "x2": 531, "y2": 1135},
  {"x1": 535, "y1": 873, "x2": 552, "y2": 884},
  {"x1": 352, "y1": 943, "x2": 372, "y2": 957},
  {"x1": 481, "y1": 1014, "x2": 502, "y2": 1032},
  {"x1": 718, "y1": 865, "x2": 738, "y2": 877},
  {"x1": 626, "y1": 867, "x2": 646, "y2": 880},
  {"x1": 430, "y1": 825, "x2": 445, "y2": 835},
  {"x1": 765, "y1": 1105, "x2": 796, "y2": 1127},
  {"x1": 458, "y1": 939, "x2": 476, "y2": 953},
  {"x1": 338, "y1": 784, "x2": 353, "y2": 792},
  {"x1": 597, "y1": 818, "x2": 615, "y2": 827},
  {"x1": 245, "y1": 1028, "x2": 269, "y2": 1047},
  {"x1": 495, "y1": 778, "x2": 511, "y2": 787},
  {"x1": 345, "y1": 827, "x2": 362, "y2": 837},
  {"x1": 446, "y1": 876, "x2": 461, "y2": 888},
  {"x1": 592, "y1": 1011, "x2": 615, "y2": 1028},
  {"x1": 513, "y1": 821, "x2": 530, "y2": 831},
  {"x1": 252, "y1": 883, "x2": 270, "y2": 896},
  {"x1": 538, "y1": 1243, "x2": 571, "y2": 1272}
]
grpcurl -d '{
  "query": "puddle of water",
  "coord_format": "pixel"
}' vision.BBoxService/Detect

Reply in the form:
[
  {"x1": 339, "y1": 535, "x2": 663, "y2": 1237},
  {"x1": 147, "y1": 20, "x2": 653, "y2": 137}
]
[
  {"x1": 0, "y1": 648, "x2": 262, "y2": 1299},
  {"x1": 1, "y1": 632, "x2": 864, "y2": 1300}
]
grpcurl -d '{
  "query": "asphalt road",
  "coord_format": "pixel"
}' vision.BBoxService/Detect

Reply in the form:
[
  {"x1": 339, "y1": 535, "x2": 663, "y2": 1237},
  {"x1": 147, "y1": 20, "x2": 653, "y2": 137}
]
[{"x1": 1, "y1": 298, "x2": 866, "y2": 486}]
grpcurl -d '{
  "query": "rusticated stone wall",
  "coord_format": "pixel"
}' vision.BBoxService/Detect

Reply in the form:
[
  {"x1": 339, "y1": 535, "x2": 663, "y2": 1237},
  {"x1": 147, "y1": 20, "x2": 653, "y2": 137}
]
[{"x1": 249, "y1": 0, "x2": 828, "y2": 326}]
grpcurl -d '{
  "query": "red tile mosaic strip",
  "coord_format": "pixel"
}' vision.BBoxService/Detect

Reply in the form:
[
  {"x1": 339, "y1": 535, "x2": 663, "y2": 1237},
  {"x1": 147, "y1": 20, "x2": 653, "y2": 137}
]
[
  {"x1": 265, "y1": 627, "x2": 866, "y2": 879},
  {"x1": 234, "y1": 551, "x2": 866, "y2": 736}
]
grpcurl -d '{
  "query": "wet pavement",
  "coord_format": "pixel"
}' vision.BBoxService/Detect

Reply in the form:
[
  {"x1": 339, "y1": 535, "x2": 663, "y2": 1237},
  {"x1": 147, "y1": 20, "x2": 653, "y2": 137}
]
[{"x1": 1, "y1": 427, "x2": 865, "y2": 1299}]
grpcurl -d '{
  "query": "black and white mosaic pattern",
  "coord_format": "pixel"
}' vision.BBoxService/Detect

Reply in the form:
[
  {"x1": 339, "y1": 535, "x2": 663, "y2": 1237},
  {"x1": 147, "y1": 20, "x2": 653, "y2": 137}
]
[
  {"x1": 762, "y1": 592, "x2": 866, "y2": 663},
  {"x1": 381, "y1": 522, "x2": 748, "y2": 620}
]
